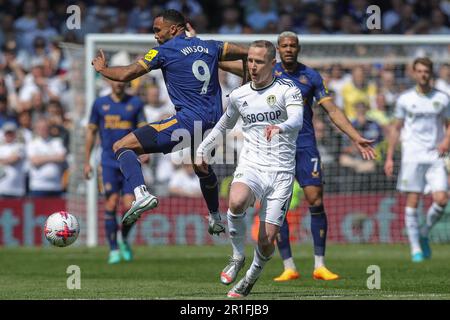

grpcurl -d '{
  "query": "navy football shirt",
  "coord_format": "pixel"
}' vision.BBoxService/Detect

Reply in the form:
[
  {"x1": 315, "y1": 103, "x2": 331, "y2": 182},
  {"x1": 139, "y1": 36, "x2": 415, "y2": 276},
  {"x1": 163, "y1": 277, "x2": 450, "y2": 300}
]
[
  {"x1": 88, "y1": 94, "x2": 146, "y2": 167},
  {"x1": 139, "y1": 34, "x2": 224, "y2": 128},
  {"x1": 274, "y1": 62, "x2": 332, "y2": 149}
]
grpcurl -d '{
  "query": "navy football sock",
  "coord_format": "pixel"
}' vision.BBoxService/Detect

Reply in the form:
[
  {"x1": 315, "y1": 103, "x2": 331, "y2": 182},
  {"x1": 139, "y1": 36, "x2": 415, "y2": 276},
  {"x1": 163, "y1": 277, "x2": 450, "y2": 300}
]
[
  {"x1": 105, "y1": 210, "x2": 118, "y2": 250},
  {"x1": 196, "y1": 165, "x2": 219, "y2": 213},
  {"x1": 310, "y1": 205, "x2": 327, "y2": 256},
  {"x1": 276, "y1": 218, "x2": 293, "y2": 260},
  {"x1": 115, "y1": 148, "x2": 145, "y2": 190}
]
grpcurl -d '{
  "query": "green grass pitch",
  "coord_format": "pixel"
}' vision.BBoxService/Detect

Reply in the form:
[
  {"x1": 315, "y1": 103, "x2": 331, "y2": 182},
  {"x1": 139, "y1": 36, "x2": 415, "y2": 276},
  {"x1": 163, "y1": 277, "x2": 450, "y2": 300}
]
[{"x1": 1, "y1": 244, "x2": 450, "y2": 300}]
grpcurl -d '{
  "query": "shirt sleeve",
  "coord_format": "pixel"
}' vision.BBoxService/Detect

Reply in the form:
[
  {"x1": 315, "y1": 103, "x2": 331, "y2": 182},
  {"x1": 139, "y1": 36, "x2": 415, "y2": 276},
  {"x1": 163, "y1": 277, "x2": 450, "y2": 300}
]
[
  {"x1": 445, "y1": 95, "x2": 450, "y2": 120},
  {"x1": 277, "y1": 85, "x2": 304, "y2": 133},
  {"x1": 311, "y1": 70, "x2": 332, "y2": 105},
  {"x1": 88, "y1": 100, "x2": 100, "y2": 129},
  {"x1": 394, "y1": 96, "x2": 406, "y2": 119},
  {"x1": 196, "y1": 95, "x2": 240, "y2": 158},
  {"x1": 138, "y1": 47, "x2": 164, "y2": 72}
]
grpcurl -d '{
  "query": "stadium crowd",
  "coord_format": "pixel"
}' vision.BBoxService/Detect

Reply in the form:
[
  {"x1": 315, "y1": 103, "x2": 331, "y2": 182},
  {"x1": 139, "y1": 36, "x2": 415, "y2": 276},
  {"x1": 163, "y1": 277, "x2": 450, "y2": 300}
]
[{"x1": 0, "y1": 0, "x2": 450, "y2": 197}]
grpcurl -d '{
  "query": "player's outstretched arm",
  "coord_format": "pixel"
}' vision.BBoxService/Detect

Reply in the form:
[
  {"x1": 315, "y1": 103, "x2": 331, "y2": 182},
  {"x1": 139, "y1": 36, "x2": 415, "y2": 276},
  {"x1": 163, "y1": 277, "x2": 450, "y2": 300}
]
[
  {"x1": 221, "y1": 42, "x2": 248, "y2": 61},
  {"x1": 384, "y1": 119, "x2": 403, "y2": 177},
  {"x1": 196, "y1": 102, "x2": 240, "y2": 164},
  {"x1": 92, "y1": 49, "x2": 147, "y2": 82},
  {"x1": 438, "y1": 119, "x2": 450, "y2": 156},
  {"x1": 84, "y1": 124, "x2": 97, "y2": 180},
  {"x1": 321, "y1": 99, "x2": 376, "y2": 160}
]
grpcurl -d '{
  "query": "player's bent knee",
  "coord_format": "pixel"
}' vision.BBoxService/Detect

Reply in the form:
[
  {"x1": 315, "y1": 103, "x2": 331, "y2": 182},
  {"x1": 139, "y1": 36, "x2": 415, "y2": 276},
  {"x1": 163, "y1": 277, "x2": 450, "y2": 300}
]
[{"x1": 229, "y1": 198, "x2": 249, "y2": 215}]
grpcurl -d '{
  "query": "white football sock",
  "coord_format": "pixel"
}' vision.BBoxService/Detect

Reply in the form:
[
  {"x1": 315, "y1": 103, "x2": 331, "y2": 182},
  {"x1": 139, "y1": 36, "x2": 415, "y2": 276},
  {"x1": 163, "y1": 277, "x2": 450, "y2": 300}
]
[
  {"x1": 246, "y1": 246, "x2": 273, "y2": 284},
  {"x1": 227, "y1": 209, "x2": 246, "y2": 260},
  {"x1": 405, "y1": 207, "x2": 421, "y2": 255},
  {"x1": 134, "y1": 185, "x2": 149, "y2": 201},
  {"x1": 420, "y1": 203, "x2": 445, "y2": 237},
  {"x1": 314, "y1": 255, "x2": 325, "y2": 269},
  {"x1": 283, "y1": 257, "x2": 297, "y2": 271}
]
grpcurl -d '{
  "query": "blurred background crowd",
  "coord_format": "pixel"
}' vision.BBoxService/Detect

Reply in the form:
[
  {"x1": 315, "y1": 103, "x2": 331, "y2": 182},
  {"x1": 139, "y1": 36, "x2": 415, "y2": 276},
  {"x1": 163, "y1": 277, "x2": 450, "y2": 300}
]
[{"x1": 0, "y1": 0, "x2": 450, "y2": 198}]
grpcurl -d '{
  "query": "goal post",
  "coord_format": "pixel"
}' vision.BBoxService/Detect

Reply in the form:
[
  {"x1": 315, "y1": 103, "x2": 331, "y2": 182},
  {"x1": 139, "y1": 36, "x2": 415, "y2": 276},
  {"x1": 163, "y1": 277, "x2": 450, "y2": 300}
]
[{"x1": 67, "y1": 34, "x2": 450, "y2": 247}]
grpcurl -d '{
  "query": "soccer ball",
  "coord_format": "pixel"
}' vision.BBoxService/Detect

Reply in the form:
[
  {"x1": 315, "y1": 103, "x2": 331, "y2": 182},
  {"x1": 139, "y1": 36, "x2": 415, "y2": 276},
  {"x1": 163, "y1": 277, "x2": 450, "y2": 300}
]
[{"x1": 44, "y1": 211, "x2": 80, "y2": 247}]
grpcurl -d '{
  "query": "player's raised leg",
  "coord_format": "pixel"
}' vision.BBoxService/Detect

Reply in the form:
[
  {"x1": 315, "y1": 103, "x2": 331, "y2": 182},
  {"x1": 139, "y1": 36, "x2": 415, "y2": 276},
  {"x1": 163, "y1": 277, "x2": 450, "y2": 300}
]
[
  {"x1": 113, "y1": 132, "x2": 158, "y2": 226},
  {"x1": 220, "y1": 182, "x2": 254, "y2": 285}
]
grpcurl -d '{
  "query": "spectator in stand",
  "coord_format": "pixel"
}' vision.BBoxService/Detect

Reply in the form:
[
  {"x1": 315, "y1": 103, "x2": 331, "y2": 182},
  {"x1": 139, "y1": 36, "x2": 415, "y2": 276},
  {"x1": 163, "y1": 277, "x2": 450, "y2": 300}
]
[
  {"x1": 390, "y1": 3, "x2": 418, "y2": 34},
  {"x1": 0, "y1": 13, "x2": 15, "y2": 48},
  {"x1": 430, "y1": 9, "x2": 450, "y2": 34},
  {"x1": 47, "y1": 100, "x2": 70, "y2": 150},
  {"x1": 14, "y1": 0, "x2": 37, "y2": 50},
  {"x1": 435, "y1": 63, "x2": 450, "y2": 95},
  {"x1": 27, "y1": 117, "x2": 67, "y2": 197},
  {"x1": 142, "y1": 84, "x2": 175, "y2": 124},
  {"x1": 23, "y1": 12, "x2": 58, "y2": 54},
  {"x1": 165, "y1": 0, "x2": 204, "y2": 17},
  {"x1": 127, "y1": 0, "x2": 153, "y2": 33},
  {"x1": 218, "y1": 6, "x2": 242, "y2": 35},
  {"x1": 0, "y1": 94, "x2": 16, "y2": 129},
  {"x1": 378, "y1": 70, "x2": 399, "y2": 108},
  {"x1": 245, "y1": 0, "x2": 278, "y2": 33},
  {"x1": 327, "y1": 64, "x2": 351, "y2": 109},
  {"x1": 339, "y1": 102, "x2": 383, "y2": 173},
  {"x1": 16, "y1": 110, "x2": 33, "y2": 144},
  {"x1": 86, "y1": 0, "x2": 118, "y2": 33},
  {"x1": 341, "y1": 65, "x2": 377, "y2": 120},
  {"x1": 169, "y1": 163, "x2": 202, "y2": 197},
  {"x1": 0, "y1": 122, "x2": 27, "y2": 198},
  {"x1": 383, "y1": 0, "x2": 403, "y2": 32}
]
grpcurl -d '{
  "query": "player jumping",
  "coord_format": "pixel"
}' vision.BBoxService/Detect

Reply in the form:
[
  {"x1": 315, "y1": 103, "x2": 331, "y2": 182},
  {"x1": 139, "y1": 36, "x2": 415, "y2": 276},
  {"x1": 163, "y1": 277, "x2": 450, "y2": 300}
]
[{"x1": 91, "y1": 9, "x2": 248, "y2": 234}]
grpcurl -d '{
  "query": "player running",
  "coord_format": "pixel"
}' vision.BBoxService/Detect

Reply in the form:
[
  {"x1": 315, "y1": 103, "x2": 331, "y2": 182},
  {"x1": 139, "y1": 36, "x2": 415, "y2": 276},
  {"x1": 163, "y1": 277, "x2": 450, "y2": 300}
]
[
  {"x1": 197, "y1": 40, "x2": 304, "y2": 298},
  {"x1": 384, "y1": 57, "x2": 450, "y2": 262},
  {"x1": 84, "y1": 80, "x2": 147, "y2": 264},
  {"x1": 91, "y1": 9, "x2": 248, "y2": 234},
  {"x1": 219, "y1": 31, "x2": 376, "y2": 281}
]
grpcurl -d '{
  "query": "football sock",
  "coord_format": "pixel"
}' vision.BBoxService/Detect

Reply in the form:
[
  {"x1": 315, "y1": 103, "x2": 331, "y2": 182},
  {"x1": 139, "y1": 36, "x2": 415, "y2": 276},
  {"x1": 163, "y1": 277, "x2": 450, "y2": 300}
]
[
  {"x1": 105, "y1": 210, "x2": 118, "y2": 250},
  {"x1": 405, "y1": 207, "x2": 421, "y2": 254},
  {"x1": 310, "y1": 205, "x2": 327, "y2": 257},
  {"x1": 421, "y1": 202, "x2": 445, "y2": 237},
  {"x1": 277, "y1": 218, "x2": 293, "y2": 261},
  {"x1": 314, "y1": 255, "x2": 325, "y2": 269},
  {"x1": 283, "y1": 257, "x2": 297, "y2": 271},
  {"x1": 115, "y1": 148, "x2": 146, "y2": 191},
  {"x1": 246, "y1": 246, "x2": 273, "y2": 284},
  {"x1": 196, "y1": 165, "x2": 219, "y2": 213},
  {"x1": 227, "y1": 209, "x2": 246, "y2": 260}
]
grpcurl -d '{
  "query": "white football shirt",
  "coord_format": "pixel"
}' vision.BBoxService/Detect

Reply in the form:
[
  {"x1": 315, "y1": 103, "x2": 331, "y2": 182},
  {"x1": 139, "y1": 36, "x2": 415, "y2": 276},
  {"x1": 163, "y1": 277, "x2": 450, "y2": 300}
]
[
  {"x1": 198, "y1": 77, "x2": 304, "y2": 172},
  {"x1": 395, "y1": 87, "x2": 450, "y2": 162},
  {"x1": 0, "y1": 142, "x2": 27, "y2": 196}
]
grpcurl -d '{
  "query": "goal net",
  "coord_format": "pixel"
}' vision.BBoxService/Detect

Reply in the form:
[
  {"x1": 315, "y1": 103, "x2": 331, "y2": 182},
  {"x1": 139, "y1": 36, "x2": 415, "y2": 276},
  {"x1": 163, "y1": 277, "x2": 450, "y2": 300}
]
[{"x1": 65, "y1": 34, "x2": 450, "y2": 247}]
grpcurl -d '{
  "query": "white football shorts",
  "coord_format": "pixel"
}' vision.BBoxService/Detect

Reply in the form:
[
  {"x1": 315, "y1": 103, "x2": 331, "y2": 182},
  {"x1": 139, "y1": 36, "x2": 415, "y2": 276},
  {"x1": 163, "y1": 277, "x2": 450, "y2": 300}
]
[
  {"x1": 397, "y1": 160, "x2": 448, "y2": 193},
  {"x1": 231, "y1": 165, "x2": 294, "y2": 226}
]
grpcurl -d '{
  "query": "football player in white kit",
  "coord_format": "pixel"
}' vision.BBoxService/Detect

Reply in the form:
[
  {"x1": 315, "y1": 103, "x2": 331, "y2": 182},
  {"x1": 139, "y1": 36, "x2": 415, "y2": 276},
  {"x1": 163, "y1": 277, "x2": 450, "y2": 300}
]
[
  {"x1": 197, "y1": 40, "x2": 304, "y2": 297},
  {"x1": 385, "y1": 57, "x2": 450, "y2": 262}
]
